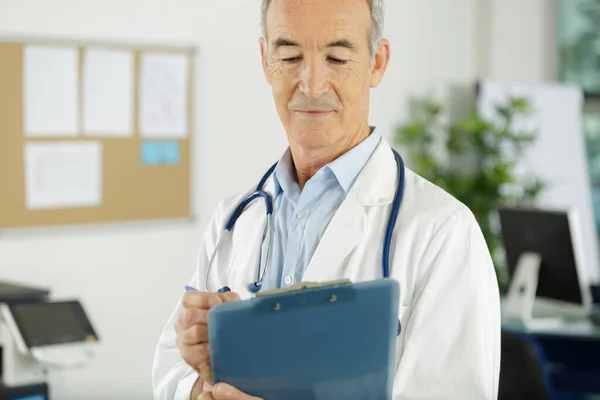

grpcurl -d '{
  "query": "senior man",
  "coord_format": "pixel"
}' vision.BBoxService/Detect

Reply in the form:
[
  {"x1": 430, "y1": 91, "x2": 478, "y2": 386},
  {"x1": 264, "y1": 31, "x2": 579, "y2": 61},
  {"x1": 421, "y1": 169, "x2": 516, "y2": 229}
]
[{"x1": 153, "y1": 0, "x2": 501, "y2": 399}]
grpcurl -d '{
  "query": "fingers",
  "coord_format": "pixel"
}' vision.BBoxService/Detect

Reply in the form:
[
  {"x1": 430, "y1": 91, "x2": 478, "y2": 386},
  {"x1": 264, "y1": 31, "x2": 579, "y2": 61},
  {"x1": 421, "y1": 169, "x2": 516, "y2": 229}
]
[
  {"x1": 182, "y1": 292, "x2": 223, "y2": 309},
  {"x1": 182, "y1": 291, "x2": 241, "y2": 310},
  {"x1": 177, "y1": 323, "x2": 208, "y2": 346},
  {"x1": 175, "y1": 308, "x2": 209, "y2": 334},
  {"x1": 212, "y1": 383, "x2": 263, "y2": 400},
  {"x1": 177, "y1": 341, "x2": 210, "y2": 360},
  {"x1": 219, "y1": 291, "x2": 241, "y2": 303},
  {"x1": 176, "y1": 290, "x2": 242, "y2": 384},
  {"x1": 177, "y1": 342, "x2": 211, "y2": 378},
  {"x1": 177, "y1": 291, "x2": 239, "y2": 334}
]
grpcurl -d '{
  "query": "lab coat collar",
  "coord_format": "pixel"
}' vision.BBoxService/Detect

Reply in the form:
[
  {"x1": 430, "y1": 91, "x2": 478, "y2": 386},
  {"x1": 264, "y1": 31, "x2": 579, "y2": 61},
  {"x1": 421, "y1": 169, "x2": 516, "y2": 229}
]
[{"x1": 351, "y1": 138, "x2": 398, "y2": 206}]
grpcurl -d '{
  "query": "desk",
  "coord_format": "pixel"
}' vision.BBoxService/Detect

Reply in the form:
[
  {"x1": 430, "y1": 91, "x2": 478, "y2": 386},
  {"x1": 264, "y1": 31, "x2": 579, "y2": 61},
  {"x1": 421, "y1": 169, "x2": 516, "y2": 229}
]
[
  {"x1": 502, "y1": 318, "x2": 600, "y2": 340},
  {"x1": 502, "y1": 316, "x2": 600, "y2": 399}
]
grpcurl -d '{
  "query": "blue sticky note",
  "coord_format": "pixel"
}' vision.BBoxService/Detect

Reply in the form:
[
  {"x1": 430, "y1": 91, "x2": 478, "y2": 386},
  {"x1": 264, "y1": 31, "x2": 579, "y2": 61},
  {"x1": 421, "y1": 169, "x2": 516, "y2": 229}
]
[
  {"x1": 141, "y1": 141, "x2": 161, "y2": 166},
  {"x1": 161, "y1": 141, "x2": 180, "y2": 165}
]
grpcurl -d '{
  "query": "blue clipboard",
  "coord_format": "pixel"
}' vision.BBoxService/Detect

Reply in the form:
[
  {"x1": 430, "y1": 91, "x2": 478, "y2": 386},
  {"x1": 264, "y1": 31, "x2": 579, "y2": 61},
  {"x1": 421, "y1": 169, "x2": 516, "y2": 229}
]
[{"x1": 208, "y1": 278, "x2": 400, "y2": 400}]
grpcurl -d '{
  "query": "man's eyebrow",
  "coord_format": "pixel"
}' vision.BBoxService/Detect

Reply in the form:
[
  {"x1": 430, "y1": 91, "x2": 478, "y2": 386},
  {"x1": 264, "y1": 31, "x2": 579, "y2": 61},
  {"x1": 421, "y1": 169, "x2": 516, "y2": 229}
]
[
  {"x1": 271, "y1": 38, "x2": 357, "y2": 51},
  {"x1": 326, "y1": 39, "x2": 356, "y2": 51},
  {"x1": 272, "y1": 38, "x2": 300, "y2": 50}
]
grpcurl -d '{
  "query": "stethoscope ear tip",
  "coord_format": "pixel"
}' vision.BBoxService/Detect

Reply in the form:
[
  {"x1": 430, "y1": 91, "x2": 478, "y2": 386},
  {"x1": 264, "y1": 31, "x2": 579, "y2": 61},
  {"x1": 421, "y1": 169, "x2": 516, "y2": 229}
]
[
  {"x1": 248, "y1": 282, "x2": 262, "y2": 293},
  {"x1": 218, "y1": 286, "x2": 231, "y2": 293}
]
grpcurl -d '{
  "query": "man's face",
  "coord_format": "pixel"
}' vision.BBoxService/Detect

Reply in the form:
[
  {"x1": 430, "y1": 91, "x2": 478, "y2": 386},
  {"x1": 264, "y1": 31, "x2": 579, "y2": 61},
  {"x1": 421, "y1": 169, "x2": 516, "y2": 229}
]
[{"x1": 261, "y1": 0, "x2": 387, "y2": 151}]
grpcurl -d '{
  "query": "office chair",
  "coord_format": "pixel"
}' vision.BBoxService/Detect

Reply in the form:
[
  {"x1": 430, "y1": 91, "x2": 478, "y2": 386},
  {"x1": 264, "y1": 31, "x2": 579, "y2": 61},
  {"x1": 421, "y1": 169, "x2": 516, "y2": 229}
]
[{"x1": 498, "y1": 329, "x2": 554, "y2": 400}]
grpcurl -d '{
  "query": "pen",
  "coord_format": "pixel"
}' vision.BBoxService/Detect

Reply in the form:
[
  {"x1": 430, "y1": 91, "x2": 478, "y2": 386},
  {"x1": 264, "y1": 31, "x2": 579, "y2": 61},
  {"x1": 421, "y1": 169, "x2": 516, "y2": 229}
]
[{"x1": 185, "y1": 285, "x2": 231, "y2": 293}]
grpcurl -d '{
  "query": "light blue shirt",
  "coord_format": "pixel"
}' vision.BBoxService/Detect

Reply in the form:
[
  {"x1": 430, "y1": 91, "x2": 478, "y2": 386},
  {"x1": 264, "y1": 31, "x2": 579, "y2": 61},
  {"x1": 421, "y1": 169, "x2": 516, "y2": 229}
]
[{"x1": 260, "y1": 129, "x2": 381, "y2": 290}]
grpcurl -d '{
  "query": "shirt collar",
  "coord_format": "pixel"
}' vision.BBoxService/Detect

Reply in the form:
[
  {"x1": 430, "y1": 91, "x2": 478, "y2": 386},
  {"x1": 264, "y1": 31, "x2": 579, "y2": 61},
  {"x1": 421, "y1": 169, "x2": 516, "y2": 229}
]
[
  {"x1": 273, "y1": 149, "x2": 298, "y2": 198},
  {"x1": 327, "y1": 129, "x2": 381, "y2": 193},
  {"x1": 273, "y1": 128, "x2": 382, "y2": 196}
]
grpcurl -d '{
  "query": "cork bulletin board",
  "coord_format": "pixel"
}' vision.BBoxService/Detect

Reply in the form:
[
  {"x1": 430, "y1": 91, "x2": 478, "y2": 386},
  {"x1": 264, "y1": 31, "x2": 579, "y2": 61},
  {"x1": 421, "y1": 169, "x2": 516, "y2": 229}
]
[{"x1": 0, "y1": 37, "x2": 195, "y2": 228}]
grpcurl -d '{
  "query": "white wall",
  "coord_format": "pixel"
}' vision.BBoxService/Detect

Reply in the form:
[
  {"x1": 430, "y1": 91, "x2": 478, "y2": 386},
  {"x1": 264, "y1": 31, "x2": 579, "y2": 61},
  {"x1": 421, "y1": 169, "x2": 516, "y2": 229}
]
[
  {"x1": 0, "y1": 0, "x2": 553, "y2": 399},
  {"x1": 488, "y1": 0, "x2": 557, "y2": 82}
]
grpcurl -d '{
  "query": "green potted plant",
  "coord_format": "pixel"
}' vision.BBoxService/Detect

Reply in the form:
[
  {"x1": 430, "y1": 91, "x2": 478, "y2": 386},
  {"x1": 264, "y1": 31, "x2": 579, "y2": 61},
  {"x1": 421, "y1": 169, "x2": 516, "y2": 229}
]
[{"x1": 395, "y1": 94, "x2": 546, "y2": 291}]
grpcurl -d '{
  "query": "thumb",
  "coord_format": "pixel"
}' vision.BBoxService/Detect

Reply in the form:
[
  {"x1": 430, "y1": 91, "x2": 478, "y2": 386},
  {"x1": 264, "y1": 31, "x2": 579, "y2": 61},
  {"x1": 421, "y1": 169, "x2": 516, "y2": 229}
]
[{"x1": 212, "y1": 383, "x2": 262, "y2": 400}]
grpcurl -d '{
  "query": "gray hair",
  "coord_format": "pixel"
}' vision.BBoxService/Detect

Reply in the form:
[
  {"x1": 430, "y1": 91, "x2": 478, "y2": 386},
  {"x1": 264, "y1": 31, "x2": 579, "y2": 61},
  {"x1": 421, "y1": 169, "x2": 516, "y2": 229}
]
[{"x1": 260, "y1": 0, "x2": 385, "y2": 57}]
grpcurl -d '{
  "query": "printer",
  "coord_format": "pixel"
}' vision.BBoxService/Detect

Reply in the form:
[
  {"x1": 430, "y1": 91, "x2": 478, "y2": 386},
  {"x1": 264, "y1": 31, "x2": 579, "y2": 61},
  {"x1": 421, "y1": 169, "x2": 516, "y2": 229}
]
[{"x1": 0, "y1": 280, "x2": 99, "y2": 400}]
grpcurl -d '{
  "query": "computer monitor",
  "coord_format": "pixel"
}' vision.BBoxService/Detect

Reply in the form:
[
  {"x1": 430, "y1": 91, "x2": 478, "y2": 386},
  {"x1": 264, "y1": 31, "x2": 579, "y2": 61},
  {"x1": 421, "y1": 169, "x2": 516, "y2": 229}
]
[
  {"x1": 5, "y1": 300, "x2": 98, "y2": 349},
  {"x1": 497, "y1": 207, "x2": 593, "y2": 315},
  {"x1": 1, "y1": 300, "x2": 99, "y2": 373}
]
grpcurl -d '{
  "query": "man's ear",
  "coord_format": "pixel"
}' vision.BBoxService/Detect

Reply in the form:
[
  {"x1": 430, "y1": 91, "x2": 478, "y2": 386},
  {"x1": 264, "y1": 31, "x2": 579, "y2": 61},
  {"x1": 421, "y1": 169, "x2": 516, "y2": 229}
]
[
  {"x1": 259, "y1": 37, "x2": 272, "y2": 85},
  {"x1": 370, "y1": 39, "x2": 390, "y2": 88}
]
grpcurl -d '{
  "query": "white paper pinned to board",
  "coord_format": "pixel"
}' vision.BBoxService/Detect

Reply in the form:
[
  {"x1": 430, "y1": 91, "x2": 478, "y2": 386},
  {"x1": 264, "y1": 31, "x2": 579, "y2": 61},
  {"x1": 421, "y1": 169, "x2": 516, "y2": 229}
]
[
  {"x1": 139, "y1": 52, "x2": 189, "y2": 138},
  {"x1": 23, "y1": 45, "x2": 79, "y2": 137},
  {"x1": 83, "y1": 48, "x2": 134, "y2": 136},
  {"x1": 24, "y1": 142, "x2": 102, "y2": 210}
]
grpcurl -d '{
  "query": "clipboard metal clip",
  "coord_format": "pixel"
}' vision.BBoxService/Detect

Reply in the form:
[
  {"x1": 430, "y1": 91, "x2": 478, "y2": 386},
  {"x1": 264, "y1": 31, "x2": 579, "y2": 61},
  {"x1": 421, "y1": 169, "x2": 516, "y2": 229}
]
[{"x1": 254, "y1": 279, "x2": 352, "y2": 298}]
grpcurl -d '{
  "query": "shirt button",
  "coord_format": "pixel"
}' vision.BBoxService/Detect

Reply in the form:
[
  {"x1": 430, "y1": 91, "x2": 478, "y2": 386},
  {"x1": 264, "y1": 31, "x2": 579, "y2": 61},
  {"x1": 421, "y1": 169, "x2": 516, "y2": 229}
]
[
  {"x1": 283, "y1": 276, "x2": 293, "y2": 285},
  {"x1": 297, "y1": 211, "x2": 306, "y2": 220}
]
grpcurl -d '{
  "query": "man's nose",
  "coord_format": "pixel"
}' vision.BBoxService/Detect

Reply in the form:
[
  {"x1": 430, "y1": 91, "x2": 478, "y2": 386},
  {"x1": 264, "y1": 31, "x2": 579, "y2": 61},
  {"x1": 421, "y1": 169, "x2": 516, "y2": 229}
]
[{"x1": 298, "y1": 56, "x2": 330, "y2": 98}]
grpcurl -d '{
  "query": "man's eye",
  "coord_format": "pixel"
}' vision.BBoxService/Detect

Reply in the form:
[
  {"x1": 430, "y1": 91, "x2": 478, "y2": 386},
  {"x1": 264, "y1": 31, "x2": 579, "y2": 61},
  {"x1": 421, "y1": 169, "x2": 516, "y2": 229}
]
[
  {"x1": 281, "y1": 57, "x2": 301, "y2": 64},
  {"x1": 328, "y1": 57, "x2": 348, "y2": 65}
]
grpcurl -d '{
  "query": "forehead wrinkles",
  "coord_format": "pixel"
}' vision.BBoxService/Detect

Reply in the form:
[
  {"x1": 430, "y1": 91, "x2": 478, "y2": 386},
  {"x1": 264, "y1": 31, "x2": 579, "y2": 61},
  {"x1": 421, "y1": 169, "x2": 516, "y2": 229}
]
[
  {"x1": 271, "y1": 16, "x2": 354, "y2": 38},
  {"x1": 267, "y1": 0, "x2": 370, "y2": 48}
]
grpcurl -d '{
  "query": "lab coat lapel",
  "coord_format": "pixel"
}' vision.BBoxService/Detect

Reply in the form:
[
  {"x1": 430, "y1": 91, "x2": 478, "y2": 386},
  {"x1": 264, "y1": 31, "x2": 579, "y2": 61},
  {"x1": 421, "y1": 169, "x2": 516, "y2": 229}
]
[
  {"x1": 302, "y1": 190, "x2": 366, "y2": 281},
  {"x1": 302, "y1": 138, "x2": 398, "y2": 281}
]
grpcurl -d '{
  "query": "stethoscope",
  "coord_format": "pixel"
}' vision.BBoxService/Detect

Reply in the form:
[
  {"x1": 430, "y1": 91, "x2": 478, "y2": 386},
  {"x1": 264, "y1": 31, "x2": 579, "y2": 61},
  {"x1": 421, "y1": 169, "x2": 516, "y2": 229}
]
[{"x1": 203, "y1": 148, "x2": 406, "y2": 334}]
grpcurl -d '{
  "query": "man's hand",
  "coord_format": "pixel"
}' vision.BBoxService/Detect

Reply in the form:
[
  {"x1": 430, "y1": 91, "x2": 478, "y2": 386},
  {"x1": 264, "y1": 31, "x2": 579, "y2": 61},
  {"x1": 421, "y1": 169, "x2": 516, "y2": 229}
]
[
  {"x1": 198, "y1": 383, "x2": 263, "y2": 400},
  {"x1": 175, "y1": 290, "x2": 240, "y2": 391}
]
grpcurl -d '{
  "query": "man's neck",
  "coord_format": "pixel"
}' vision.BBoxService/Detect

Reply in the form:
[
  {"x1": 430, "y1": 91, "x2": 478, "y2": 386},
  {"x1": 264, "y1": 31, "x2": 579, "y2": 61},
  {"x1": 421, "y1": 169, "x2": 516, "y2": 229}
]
[{"x1": 290, "y1": 125, "x2": 372, "y2": 191}]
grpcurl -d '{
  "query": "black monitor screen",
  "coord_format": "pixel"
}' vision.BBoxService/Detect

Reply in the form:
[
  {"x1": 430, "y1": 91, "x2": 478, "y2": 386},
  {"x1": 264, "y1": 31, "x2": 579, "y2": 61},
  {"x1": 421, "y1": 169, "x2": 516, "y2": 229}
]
[
  {"x1": 498, "y1": 207, "x2": 584, "y2": 305},
  {"x1": 9, "y1": 301, "x2": 98, "y2": 348}
]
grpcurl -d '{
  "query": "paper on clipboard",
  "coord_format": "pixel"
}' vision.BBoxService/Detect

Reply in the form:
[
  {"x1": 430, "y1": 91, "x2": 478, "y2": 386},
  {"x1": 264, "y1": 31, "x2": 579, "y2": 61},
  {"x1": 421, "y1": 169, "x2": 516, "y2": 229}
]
[{"x1": 255, "y1": 280, "x2": 352, "y2": 297}]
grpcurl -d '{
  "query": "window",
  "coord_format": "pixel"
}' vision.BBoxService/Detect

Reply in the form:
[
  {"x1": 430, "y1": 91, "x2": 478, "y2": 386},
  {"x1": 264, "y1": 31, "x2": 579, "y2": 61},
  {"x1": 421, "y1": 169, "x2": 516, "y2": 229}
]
[
  {"x1": 557, "y1": 0, "x2": 600, "y2": 94},
  {"x1": 557, "y1": 0, "x2": 600, "y2": 233}
]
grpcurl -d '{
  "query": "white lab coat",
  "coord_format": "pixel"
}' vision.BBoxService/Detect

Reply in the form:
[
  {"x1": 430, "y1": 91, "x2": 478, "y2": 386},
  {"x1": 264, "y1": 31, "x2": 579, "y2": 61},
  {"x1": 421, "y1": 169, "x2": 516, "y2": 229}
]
[{"x1": 152, "y1": 138, "x2": 501, "y2": 400}]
